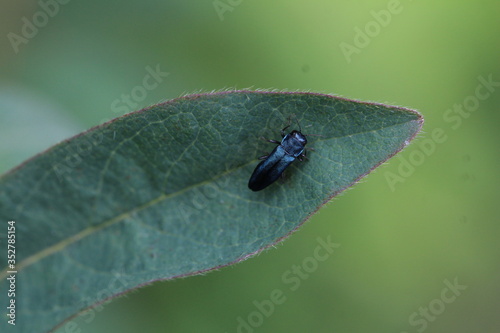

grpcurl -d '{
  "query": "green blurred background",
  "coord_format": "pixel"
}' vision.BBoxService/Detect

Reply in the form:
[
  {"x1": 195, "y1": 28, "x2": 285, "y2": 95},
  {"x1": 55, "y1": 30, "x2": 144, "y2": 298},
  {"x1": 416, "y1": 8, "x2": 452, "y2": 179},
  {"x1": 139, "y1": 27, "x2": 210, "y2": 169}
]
[{"x1": 1, "y1": 1, "x2": 499, "y2": 332}]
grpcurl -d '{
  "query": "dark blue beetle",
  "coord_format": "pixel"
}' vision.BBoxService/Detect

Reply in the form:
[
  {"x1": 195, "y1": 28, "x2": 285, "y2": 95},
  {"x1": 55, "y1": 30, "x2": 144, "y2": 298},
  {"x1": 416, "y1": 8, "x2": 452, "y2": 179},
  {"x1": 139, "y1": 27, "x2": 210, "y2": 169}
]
[{"x1": 248, "y1": 123, "x2": 308, "y2": 191}]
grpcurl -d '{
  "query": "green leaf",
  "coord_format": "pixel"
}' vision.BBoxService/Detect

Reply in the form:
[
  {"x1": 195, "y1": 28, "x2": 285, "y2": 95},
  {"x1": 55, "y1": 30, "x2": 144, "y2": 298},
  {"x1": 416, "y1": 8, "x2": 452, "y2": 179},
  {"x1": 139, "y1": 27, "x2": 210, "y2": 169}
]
[{"x1": 0, "y1": 91, "x2": 423, "y2": 332}]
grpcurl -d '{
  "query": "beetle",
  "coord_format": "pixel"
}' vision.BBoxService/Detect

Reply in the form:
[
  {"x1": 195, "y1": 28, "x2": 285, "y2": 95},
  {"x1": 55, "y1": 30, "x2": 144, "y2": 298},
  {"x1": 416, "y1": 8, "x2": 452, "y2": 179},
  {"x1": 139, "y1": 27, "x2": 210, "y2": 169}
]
[{"x1": 248, "y1": 121, "x2": 309, "y2": 191}]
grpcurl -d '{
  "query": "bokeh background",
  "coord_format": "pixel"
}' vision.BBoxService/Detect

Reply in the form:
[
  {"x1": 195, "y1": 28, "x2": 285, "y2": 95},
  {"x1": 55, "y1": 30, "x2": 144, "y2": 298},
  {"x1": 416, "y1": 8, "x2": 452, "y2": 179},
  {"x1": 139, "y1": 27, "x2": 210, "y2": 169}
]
[{"x1": 1, "y1": 1, "x2": 499, "y2": 332}]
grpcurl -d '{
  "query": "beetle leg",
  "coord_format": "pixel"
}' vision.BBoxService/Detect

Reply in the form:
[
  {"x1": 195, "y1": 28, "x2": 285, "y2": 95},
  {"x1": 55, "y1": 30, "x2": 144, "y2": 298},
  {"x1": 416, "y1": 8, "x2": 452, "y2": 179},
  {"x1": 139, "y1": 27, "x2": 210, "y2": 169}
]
[
  {"x1": 298, "y1": 147, "x2": 314, "y2": 161},
  {"x1": 258, "y1": 154, "x2": 269, "y2": 160},
  {"x1": 280, "y1": 125, "x2": 290, "y2": 138},
  {"x1": 260, "y1": 136, "x2": 280, "y2": 145},
  {"x1": 297, "y1": 150, "x2": 309, "y2": 162}
]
